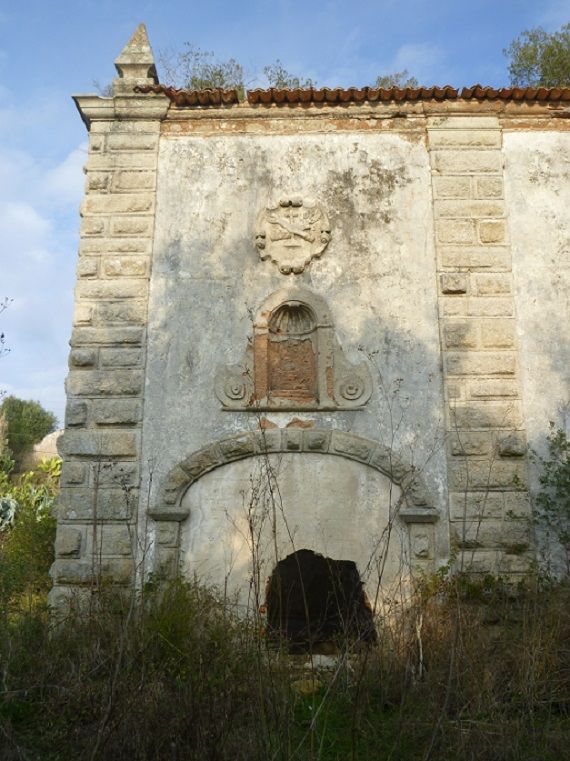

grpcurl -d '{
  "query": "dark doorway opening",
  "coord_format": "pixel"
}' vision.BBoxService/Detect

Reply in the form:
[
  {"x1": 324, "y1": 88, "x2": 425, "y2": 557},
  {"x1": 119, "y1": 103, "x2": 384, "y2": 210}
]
[{"x1": 265, "y1": 549, "x2": 377, "y2": 652}]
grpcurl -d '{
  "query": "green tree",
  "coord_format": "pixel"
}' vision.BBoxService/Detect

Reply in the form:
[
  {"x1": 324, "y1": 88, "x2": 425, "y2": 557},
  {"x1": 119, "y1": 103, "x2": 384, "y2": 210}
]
[
  {"x1": 375, "y1": 69, "x2": 419, "y2": 88},
  {"x1": 504, "y1": 23, "x2": 570, "y2": 87},
  {"x1": 0, "y1": 396, "x2": 57, "y2": 469}
]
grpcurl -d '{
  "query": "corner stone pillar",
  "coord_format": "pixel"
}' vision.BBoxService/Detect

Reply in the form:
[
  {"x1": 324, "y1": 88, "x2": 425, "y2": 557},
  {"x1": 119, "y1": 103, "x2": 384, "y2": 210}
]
[
  {"x1": 49, "y1": 25, "x2": 169, "y2": 609},
  {"x1": 428, "y1": 114, "x2": 533, "y2": 577}
]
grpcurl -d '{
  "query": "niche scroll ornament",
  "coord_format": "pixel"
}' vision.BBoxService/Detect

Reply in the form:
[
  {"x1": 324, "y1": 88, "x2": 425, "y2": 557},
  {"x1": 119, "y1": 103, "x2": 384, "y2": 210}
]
[
  {"x1": 215, "y1": 287, "x2": 373, "y2": 411},
  {"x1": 255, "y1": 197, "x2": 331, "y2": 274}
]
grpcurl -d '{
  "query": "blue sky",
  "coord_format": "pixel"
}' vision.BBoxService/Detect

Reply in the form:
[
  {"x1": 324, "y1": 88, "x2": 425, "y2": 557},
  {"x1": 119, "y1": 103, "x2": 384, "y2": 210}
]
[{"x1": 0, "y1": 0, "x2": 568, "y2": 424}]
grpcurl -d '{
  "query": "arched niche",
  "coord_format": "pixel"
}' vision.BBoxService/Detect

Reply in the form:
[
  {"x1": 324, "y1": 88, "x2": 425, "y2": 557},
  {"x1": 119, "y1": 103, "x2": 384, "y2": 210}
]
[
  {"x1": 150, "y1": 429, "x2": 439, "y2": 604},
  {"x1": 214, "y1": 286, "x2": 373, "y2": 411}
]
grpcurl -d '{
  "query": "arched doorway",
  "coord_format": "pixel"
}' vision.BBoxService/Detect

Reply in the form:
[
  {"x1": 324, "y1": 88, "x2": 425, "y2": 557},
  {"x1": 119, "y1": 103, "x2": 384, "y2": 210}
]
[{"x1": 265, "y1": 549, "x2": 377, "y2": 652}]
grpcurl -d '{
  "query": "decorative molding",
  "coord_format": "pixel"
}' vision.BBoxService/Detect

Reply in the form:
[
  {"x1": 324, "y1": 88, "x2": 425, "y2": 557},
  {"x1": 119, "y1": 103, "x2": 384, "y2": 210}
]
[
  {"x1": 157, "y1": 428, "x2": 437, "y2": 520},
  {"x1": 255, "y1": 197, "x2": 331, "y2": 274},
  {"x1": 215, "y1": 286, "x2": 372, "y2": 411}
]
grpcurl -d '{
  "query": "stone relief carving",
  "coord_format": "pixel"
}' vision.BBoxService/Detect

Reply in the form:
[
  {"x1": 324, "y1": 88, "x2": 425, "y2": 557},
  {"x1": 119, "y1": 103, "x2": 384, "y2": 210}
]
[
  {"x1": 154, "y1": 428, "x2": 438, "y2": 517},
  {"x1": 215, "y1": 287, "x2": 373, "y2": 411},
  {"x1": 255, "y1": 197, "x2": 331, "y2": 274}
]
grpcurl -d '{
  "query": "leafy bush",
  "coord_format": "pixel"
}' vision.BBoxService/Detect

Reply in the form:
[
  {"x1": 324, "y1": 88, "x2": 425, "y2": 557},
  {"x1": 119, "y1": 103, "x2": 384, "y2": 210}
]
[
  {"x1": 0, "y1": 457, "x2": 59, "y2": 612},
  {"x1": 532, "y1": 425, "x2": 570, "y2": 575}
]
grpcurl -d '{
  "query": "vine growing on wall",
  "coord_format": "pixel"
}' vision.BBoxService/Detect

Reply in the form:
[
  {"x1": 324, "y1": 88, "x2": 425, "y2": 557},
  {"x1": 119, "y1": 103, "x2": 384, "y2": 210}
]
[{"x1": 532, "y1": 423, "x2": 570, "y2": 576}]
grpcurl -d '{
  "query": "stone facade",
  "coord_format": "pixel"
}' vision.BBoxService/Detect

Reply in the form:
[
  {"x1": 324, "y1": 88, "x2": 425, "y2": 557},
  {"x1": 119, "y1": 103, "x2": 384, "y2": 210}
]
[{"x1": 50, "y1": 24, "x2": 570, "y2": 610}]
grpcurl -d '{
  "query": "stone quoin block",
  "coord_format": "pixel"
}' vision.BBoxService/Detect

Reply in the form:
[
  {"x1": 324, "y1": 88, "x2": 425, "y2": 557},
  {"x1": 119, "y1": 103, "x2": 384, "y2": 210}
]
[
  {"x1": 110, "y1": 217, "x2": 154, "y2": 236},
  {"x1": 71, "y1": 327, "x2": 144, "y2": 346},
  {"x1": 469, "y1": 379, "x2": 519, "y2": 398},
  {"x1": 442, "y1": 297, "x2": 514, "y2": 317},
  {"x1": 474, "y1": 273, "x2": 512, "y2": 295},
  {"x1": 66, "y1": 369, "x2": 144, "y2": 396},
  {"x1": 99, "y1": 348, "x2": 142, "y2": 367},
  {"x1": 445, "y1": 352, "x2": 516, "y2": 376},
  {"x1": 80, "y1": 217, "x2": 106, "y2": 236},
  {"x1": 81, "y1": 193, "x2": 154, "y2": 216},
  {"x1": 448, "y1": 401, "x2": 522, "y2": 430},
  {"x1": 60, "y1": 430, "x2": 139, "y2": 458},
  {"x1": 94, "y1": 300, "x2": 147, "y2": 325},
  {"x1": 436, "y1": 219, "x2": 476, "y2": 244},
  {"x1": 478, "y1": 220, "x2": 507, "y2": 244},
  {"x1": 480, "y1": 319, "x2": 516, "y2": 348},
  {"x1": 56, "y1": 488, "x2": 138, "y2": 521},
  {"x1": 440, "y1": 248, "x2": 511, "y2": 270},
  {"x1": 77, "y1": 258, "x2": 99, "y2": 277},
  {"x1": 65, "y1": 400, "x2": 88, "y2": 427},
  {"x1": 435, "y1": 200, "x2": 504, "y2": 218},
  {"x1": 60, "y1": 462, "x2": 88, "y2": 485},
  {"x1": 475, "y1": 177, "x2": 503, "y2": 198},
  {"x1": 440, "y1": 273, "x2": 468, "y2": 293},
  {"x1": 444, "y1": 321, "x2": 479, "y2": 349},
  {"x1": 107, "y1": 133, "x2": 159, "y2": 152},
  {"x1": 69, "y1": 348, "x2": 97, "y2": 367},
  {"x1": 76, "y1": 279, "x2": 145, "y2": 300},
  {"x1": 113, "y1": 170, "x2": 155, "y2": 190},
  {"x1": 80, "y1": 237, "x2": 152, "y2": 255},
  {"x1": 432, "y1": 176, "x2": 472, "y2": 199},
  {"x1": 431, "y1": 150, "x2": 502, "y2": 174},
  {"x1": 103, "y1": 257, "x2": 149, "y2": 277},
  {"x1": 91, "y1": 399, "x2": 142, "y2": 425},
  {"x1": 55, "y1": 527, "x2": 83, "y2": 557}
]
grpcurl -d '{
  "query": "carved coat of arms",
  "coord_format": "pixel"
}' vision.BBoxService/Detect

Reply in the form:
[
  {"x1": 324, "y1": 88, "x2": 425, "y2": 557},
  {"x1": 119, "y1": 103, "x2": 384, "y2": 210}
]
[{"x1": 255, "y1": 197, "x2": 331, "y2": 275}]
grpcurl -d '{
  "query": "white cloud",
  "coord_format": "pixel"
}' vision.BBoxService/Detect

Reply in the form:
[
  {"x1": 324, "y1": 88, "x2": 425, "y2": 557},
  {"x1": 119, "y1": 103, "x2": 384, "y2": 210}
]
[
  {"x1": 0, "y1": 135, "x2": 84, "y2": 424},
  {"x1": 392, "y1": 43, "x2": 444, "y2": 77},
  {"x1": 41, "y1": 145, "x2": 86, "y2": 206},
  {"x1": 0, "y1": 202, "x2": 52, "y2": 263}
]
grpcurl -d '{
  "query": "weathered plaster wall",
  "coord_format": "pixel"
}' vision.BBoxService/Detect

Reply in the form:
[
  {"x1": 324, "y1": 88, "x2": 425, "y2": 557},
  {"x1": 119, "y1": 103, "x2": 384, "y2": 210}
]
[
  {"x1": 505, "y1": 131, "x2": 570, "y2": 443},
  {"x1": 179, "y1": 454, "x2": 409, "y2": 608},
  {"x1": 504, "y1": 131, "x2": 570, "y2": 568},
  {"x1": 141, "y1": 129, "x2": 450, "y2": 591}
]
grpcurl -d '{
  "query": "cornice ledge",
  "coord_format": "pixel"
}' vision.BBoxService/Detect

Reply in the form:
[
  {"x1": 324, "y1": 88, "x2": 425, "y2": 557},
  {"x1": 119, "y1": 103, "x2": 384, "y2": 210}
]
[{"x1": 73, "y1": 93, "x2": 169, "y2": 129}]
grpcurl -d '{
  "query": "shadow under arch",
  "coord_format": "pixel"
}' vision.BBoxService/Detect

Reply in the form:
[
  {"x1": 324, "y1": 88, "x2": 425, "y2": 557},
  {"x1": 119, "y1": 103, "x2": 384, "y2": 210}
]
[{"x1": 151, "y1": 427, "x2": 439, "y2": 525}]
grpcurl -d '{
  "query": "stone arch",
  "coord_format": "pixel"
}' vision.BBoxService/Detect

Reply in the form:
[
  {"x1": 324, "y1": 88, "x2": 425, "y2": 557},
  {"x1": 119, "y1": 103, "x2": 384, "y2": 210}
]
[
  {"x1": 153, "y1": 428, "x2": 438, "y2": 524},
  {"x1": 254, "y1": 286, "x2": 332, "y2": 330}
]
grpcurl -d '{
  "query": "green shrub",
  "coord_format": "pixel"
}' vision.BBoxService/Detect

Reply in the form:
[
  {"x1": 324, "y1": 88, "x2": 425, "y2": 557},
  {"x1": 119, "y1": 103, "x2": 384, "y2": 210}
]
[
  {"x1": 0, "y1": 457, "x2": 58, "y2": 612},
  {"x1": 532, "y1": 425, "x2": 570, "y2": 575}
]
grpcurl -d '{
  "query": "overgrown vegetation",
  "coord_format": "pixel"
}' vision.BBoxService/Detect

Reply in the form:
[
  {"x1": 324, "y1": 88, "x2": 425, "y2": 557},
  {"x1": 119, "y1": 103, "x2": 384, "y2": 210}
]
[
  {"x1": 0, "y1": 574, "x2": 569, "y2": 760},
  {"x1": 2, "y1": 429, "x2": 570, "y2": 759},
  {"x1": 158, "y1": 44, "x2": 418, "y2": 92},
  {"x1": 375, "y1": 69, "x2": 419, "y2": 88},
  {"x1": 0, "y1": 457, "x2": 58, "y2": 613},
  {"x1": 532, "y1": 424, "x2": 570, "y2": 576}
]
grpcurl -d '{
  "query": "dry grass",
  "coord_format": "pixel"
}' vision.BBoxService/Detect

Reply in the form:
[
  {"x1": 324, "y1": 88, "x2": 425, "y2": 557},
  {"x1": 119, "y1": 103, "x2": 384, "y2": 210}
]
[{"x1": 0, "y1": 574, "x2": 569, "y2": 761}]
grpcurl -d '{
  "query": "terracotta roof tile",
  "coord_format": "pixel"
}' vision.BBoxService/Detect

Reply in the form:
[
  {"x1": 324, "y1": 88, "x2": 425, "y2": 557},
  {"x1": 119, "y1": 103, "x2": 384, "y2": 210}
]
[
  {"x1": 134, "y1": 84, "x2": 239, "y2": 105},
  {"x1": 135, "y1": 83, "x2": 570, "y2": 107}
]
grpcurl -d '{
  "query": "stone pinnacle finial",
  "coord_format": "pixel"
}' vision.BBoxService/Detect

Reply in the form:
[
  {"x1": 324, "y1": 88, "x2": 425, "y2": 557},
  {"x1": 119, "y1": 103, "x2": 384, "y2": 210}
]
[{"x1": 113, "y1": 22, "x2": 158, "y2": 95}]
